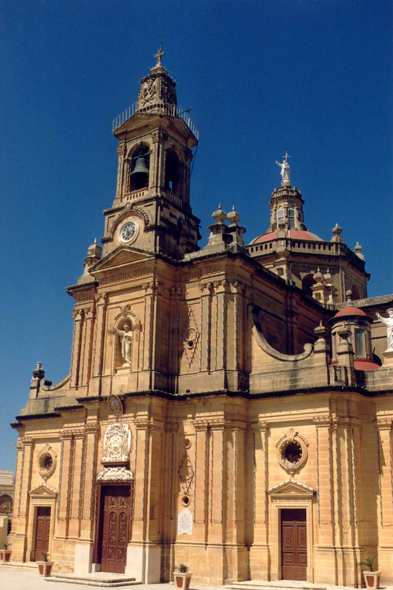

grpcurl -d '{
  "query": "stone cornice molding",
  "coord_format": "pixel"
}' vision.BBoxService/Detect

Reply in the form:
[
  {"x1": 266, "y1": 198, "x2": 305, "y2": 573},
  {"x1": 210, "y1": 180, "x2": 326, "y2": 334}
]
[
  {"x1": 22, "y1": 436, "x2": 33, "y2": 447},
  {"x1": 72, "y1": 309, "x2": 84, "y2": 321},
  {"x1": 313, "y1": 415, "x2": 332, "y2": 427}
]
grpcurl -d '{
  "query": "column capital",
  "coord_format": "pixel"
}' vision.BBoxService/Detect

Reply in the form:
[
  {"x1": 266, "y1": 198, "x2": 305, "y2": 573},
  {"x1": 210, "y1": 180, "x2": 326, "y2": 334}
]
[
  {"x1": 375, "y1": 418, "x2": 393, "y2": 430},
  {"x1": 250, "y1": 420, "x2": 269, "y2": 432}
]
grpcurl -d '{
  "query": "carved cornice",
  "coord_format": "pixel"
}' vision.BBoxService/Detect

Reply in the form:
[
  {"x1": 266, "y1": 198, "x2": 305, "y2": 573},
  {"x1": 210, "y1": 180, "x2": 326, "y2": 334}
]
[
  {"x1": 72, "y1": 309, "x2": 84, "y2": 321},
  {"x1": 22, "y1": 436, "x2": 33, "y2": 447}
]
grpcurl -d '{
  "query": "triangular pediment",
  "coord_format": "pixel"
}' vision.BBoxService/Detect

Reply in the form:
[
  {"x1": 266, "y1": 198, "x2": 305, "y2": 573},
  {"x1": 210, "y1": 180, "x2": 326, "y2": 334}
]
[
  {"x1": 29, "y1": 483, "x2": 58, "y2": 498},
  {"x1": 90, "y1": 246, "x2": 154, "y2": 274},
  {"x1": 268, "y1": 479, "x2": 316, "y2": 498}
]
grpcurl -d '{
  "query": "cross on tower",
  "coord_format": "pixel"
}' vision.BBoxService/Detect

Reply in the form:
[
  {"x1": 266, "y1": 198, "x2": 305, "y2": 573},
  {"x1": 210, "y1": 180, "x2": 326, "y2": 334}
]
[
  {"x1": 154, "y1": 42, "x2": 165, "y2": 67},
  {"x1": 282, "y1": 149, "x2": 291, "y2": 163}
]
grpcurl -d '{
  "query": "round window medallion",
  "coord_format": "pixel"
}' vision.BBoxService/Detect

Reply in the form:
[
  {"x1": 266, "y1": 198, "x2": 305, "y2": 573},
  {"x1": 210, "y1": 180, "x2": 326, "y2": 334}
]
[
  {"x1": 37, "y1": 445, "x2": 57, "y2": 481},
  {"x1": 119, "y1": 220, "x2": 139, "y2": 245},
  {"x1": 184, "y1": 438, "x2": 192, "y2": 449},
  {"x1": 276, "y1": 429, "x2": 308, "y2": 475}
]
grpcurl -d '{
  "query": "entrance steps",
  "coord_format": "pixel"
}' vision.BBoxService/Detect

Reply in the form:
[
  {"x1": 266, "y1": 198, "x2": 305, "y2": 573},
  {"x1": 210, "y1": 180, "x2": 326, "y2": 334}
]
[
  {"x1": 44, "y1": 572, "x2": 139, "y2": 587},
  {"x1": 2, "y1": 561, "x2": 37, "y2": 569},
  {"x1": 229, "y1": 582, "x2": 327, "y2": 590}
]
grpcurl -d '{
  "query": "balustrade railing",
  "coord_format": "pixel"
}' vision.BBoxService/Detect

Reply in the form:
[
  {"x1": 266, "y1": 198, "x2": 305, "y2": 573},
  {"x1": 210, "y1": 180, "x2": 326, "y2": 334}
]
[{"x1": 112, "y1": 102, "x2": 199, "y2": 139}]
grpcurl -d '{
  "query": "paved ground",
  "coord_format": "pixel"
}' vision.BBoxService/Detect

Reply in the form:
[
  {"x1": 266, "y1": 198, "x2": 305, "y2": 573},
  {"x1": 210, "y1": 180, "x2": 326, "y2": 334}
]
[{"x1": 1, "y1": 565, "x2": 393, "y2": 590}]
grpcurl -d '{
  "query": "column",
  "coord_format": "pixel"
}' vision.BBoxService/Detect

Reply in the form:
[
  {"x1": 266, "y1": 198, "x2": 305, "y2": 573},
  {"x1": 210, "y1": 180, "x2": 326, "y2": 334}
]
[
  {"x1": 313, "y1": 416, "x2": 336, "y2": 582},
  {"x1": 377, "y1": 419, "x2": 393, "y2": 577},
  {"x1": 80, "y1": 307, "x2": 94, "y2": 388},
  {"x1": 92, "y1": 293, "x2": 107, "y2": 378},
  {"x1": 193, "y1": 421, "x2": 209, "y2": 537},
  {"x1": 250, "y1": 422, "x2": 269, "y2": 581},
  {"x1": 199, "y1": 283, "x2": 212, "y2": 373},
  {"x1": 70, "y1": 309, "x2": 84, "y2": 388},
  {"x1": 12, "y1": 437, "x2": 33, "y2": 561},
  {"x1": 116, "y1": 142, "x2": 126, "y2": 199},
  {"x1": 55, "y1": 432, "x2": 73, "y2": 540},
  {"x1": 68, "y1": 430, "x2": 85, "y2": 539}
]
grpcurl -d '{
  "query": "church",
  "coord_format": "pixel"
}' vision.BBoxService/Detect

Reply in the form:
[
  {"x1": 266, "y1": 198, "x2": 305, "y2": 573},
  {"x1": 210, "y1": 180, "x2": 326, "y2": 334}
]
[{"x1": 9, "y1": 49, "x2": 393, "y2": 587}]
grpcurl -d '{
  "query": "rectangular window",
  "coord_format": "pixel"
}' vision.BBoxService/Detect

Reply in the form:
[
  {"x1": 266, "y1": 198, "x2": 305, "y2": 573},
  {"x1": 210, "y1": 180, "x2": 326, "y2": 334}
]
[{"x1": 355, "y1": 330, "x2": 365, "y2": 358}]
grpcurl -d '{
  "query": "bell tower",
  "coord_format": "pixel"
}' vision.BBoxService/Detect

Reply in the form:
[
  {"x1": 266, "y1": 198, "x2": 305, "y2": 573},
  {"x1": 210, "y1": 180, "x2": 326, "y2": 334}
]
[{"x1": 102, "y1": 46, "x2": 200, "y2": 260}]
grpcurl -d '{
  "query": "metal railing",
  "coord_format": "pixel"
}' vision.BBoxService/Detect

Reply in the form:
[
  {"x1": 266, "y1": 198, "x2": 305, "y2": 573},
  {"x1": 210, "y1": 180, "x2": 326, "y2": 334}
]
[{"x1": 112, "y1": 101, "x2": 199, "y2": 139}]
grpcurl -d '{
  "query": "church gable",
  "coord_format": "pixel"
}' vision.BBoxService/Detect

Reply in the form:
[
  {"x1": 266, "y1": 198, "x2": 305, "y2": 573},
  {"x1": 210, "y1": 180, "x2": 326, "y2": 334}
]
[{"x1": 90, "y1": 246, "x2": 154, "y2": 274}]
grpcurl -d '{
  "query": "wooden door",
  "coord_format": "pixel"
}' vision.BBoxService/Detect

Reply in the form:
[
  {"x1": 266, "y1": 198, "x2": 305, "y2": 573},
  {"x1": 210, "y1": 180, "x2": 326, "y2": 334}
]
[
  {"x1": 100, "y1": 485, "x2": 131, "y2": 574},
  {"x1": 34, "y1": 507, "x2": 51, "y2": 561},
  {"x1": 281, "y1": 509, "x2": 307, "y2": 581}
]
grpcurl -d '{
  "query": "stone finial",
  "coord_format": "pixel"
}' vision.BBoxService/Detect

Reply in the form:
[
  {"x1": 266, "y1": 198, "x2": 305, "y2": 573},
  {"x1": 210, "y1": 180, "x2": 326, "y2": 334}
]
[
  {"x1": 212, "y1": 204, "x2": 227, "y2": 224},
  {"x1": 227, "y1": 205, "x2": 241, "y2": 226},
  {"x1": 314, "y1": 268, "x2": 324, "y2": 284},
  {"x1": 355, "y1": 242, "x2": 365, "y2": 260},
  {"x1": 32, "y1": 362, "x2": 45, "y2": 381},
  {"x1": 324, "y1": 268, "x2": 332, "y2": 284},
  {"x1": 346, "y1": 290, "x2": 353, "y2": 304},
  {"x1": 87, "y1": 238, "x2": 102, "y2": 260},
  {"x1": 331, "y1": 223, "x2": 345, "y2": 243}
]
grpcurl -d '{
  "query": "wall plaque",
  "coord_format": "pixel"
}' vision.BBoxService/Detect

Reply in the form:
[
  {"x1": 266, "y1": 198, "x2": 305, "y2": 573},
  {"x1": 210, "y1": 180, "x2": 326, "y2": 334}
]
[{"x1": 177, "y1": 508, "x2": 193, "y2": 535}]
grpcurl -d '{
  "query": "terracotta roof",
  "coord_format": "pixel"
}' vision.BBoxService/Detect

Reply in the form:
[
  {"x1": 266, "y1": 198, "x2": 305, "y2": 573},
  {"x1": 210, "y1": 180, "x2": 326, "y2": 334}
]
[
  {"x1": 251, "y1": 230, "x2": 323, "y2": 244},
  {"x1": 330, "y1": 359, "x2": 380, "y2": 371},
  {"x1": 333, "y1": 306, "x2": 368, "y2": 318}
]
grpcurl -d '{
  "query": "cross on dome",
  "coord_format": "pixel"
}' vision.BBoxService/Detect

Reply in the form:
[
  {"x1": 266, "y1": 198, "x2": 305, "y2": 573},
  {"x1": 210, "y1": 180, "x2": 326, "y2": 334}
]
[{"x1": 154, "y1": 42, "x2": 165, "y2": 67}]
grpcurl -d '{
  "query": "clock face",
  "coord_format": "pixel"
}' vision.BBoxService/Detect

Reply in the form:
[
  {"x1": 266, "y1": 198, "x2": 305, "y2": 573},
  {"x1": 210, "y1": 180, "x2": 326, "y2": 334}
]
[{"x1": 120, "y1": 221, "x2": 137, "y2": 243}]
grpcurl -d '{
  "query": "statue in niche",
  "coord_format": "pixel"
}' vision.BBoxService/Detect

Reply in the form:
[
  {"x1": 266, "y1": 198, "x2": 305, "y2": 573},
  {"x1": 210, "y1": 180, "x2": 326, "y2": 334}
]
[
  {"x1": 109, "y1": 322, "x2": 133, "y2": 365},
  {"x1": 376, "y1": 309, "x2": 393, "y2": 351}
]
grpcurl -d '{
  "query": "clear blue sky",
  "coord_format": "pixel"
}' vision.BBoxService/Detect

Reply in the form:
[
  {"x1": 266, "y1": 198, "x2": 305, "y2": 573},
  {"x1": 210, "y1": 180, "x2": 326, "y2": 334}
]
[{"x1": 0, "y1": 0, "x2": 392, "y2": 470}]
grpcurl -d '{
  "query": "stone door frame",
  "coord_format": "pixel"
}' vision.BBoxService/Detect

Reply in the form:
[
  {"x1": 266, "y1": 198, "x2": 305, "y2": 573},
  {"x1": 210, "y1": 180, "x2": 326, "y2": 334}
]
[
  {"x1": 268, "y1": 480, "x2": 316, "y2": 583},
  {"x1": 93, "y1": 481, "x2": 133, "y2": 572},
  {"x1": 27, "y1": 484, "x2": 57, "y2": 563}
]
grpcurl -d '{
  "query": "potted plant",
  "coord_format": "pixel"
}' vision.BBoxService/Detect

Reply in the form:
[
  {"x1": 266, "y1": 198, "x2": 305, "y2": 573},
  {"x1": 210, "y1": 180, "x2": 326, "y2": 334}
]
[
  {"x1": 360, "y1": 555, "x2": 381, "y2": 589},
  {"x1": 37, "y1": 551, "x2": 54, "y2": 577},
  {"x1": 0, "y1": 542, "x2": 12, "y2": 563},
  {"x1": 173, "y1": 563, "x2": 192, "y2": 590}
]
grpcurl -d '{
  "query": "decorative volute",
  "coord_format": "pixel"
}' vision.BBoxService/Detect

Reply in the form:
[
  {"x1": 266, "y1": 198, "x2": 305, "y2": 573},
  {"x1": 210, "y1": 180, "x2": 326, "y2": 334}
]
[{"x1": 137, "y1": 43, "x2": 177, "y2": 111}]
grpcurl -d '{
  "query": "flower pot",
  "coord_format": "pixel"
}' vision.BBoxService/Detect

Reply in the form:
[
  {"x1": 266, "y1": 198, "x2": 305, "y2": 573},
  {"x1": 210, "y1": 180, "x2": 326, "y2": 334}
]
[
  {"x1": 37, "y1": 561, "x2": 54, "y2": 577},
  {"x1": 173, "y1": 572, "x2": 192, "y2": 590},
  {"x1": 0, "y1": 550, "x2": 12, "y2": 563},
  {"x1": 363, "y1": 571, "x2": 381, "y2": 590}
]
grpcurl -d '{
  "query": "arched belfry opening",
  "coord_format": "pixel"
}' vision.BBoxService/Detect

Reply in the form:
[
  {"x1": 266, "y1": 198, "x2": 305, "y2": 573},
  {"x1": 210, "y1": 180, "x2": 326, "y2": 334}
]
[
  {"x1": 165, "y1": 149, "x2": 180, "y2": 196},
  {"x1": 130, "y1": 146, "x2": 150, "y2": 192},
  {"x1": 302, "y1": 274, "x2": 315, "y2": 297}
]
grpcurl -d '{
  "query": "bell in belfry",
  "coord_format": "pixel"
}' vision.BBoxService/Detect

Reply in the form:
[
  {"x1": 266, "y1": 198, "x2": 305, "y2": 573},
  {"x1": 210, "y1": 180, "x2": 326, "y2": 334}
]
[{"x1": 131, "y1": 155, "x2": 149, "y2": 178}]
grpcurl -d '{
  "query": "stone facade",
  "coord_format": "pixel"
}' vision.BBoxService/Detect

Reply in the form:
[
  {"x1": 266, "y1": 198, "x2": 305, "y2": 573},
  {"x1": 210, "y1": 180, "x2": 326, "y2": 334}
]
[{"x1": 8, "y1": 52, "x2": 393, "y2": 587}]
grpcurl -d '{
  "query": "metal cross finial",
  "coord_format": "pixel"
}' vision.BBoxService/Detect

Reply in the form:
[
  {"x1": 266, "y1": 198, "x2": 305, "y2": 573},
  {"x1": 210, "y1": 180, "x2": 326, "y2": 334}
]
[
  {"x1": 154, "y1": 41, "x2": 165, "y2": 66},
  {"x1": 282, "y1": 149, "x2": 291, "y2": 163}
]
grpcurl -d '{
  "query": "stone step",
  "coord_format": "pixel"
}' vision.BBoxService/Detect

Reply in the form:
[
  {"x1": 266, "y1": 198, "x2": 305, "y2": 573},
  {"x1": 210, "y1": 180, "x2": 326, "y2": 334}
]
[
  {"x1": 2, "y1": 561, "x2": 37, "y2": 569},
  {"x1": 229, "y1": 584, "x2": 327, "y2": 590},
  {"x1": 45, "y1": 573, "x2": 139, "y2": 587}
]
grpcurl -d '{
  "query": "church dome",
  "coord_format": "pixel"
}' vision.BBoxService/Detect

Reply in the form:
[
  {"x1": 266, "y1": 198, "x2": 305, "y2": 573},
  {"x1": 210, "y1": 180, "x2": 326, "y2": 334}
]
[
  {"x1": 250, "y1": 229, "x2": 323, "y2": 244},
  {"x1": 333, "y1": 306, "x2": 368, "y2": 319}
]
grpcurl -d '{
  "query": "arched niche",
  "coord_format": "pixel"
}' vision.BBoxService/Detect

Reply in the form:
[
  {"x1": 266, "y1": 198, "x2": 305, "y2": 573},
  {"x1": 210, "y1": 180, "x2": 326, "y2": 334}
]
[
  {"x1": 165, "y1": 149, "x2": 181, "y2": 196},
  {"x1": 302, "y1": 274, "x2": 315, "y2": 297}
]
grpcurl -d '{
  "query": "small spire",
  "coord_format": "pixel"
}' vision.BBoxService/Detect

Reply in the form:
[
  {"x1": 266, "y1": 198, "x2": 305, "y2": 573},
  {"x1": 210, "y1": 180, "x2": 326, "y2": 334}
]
[{"x1": 227, "y1": 205, "x2": 241, "y2": 226}]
